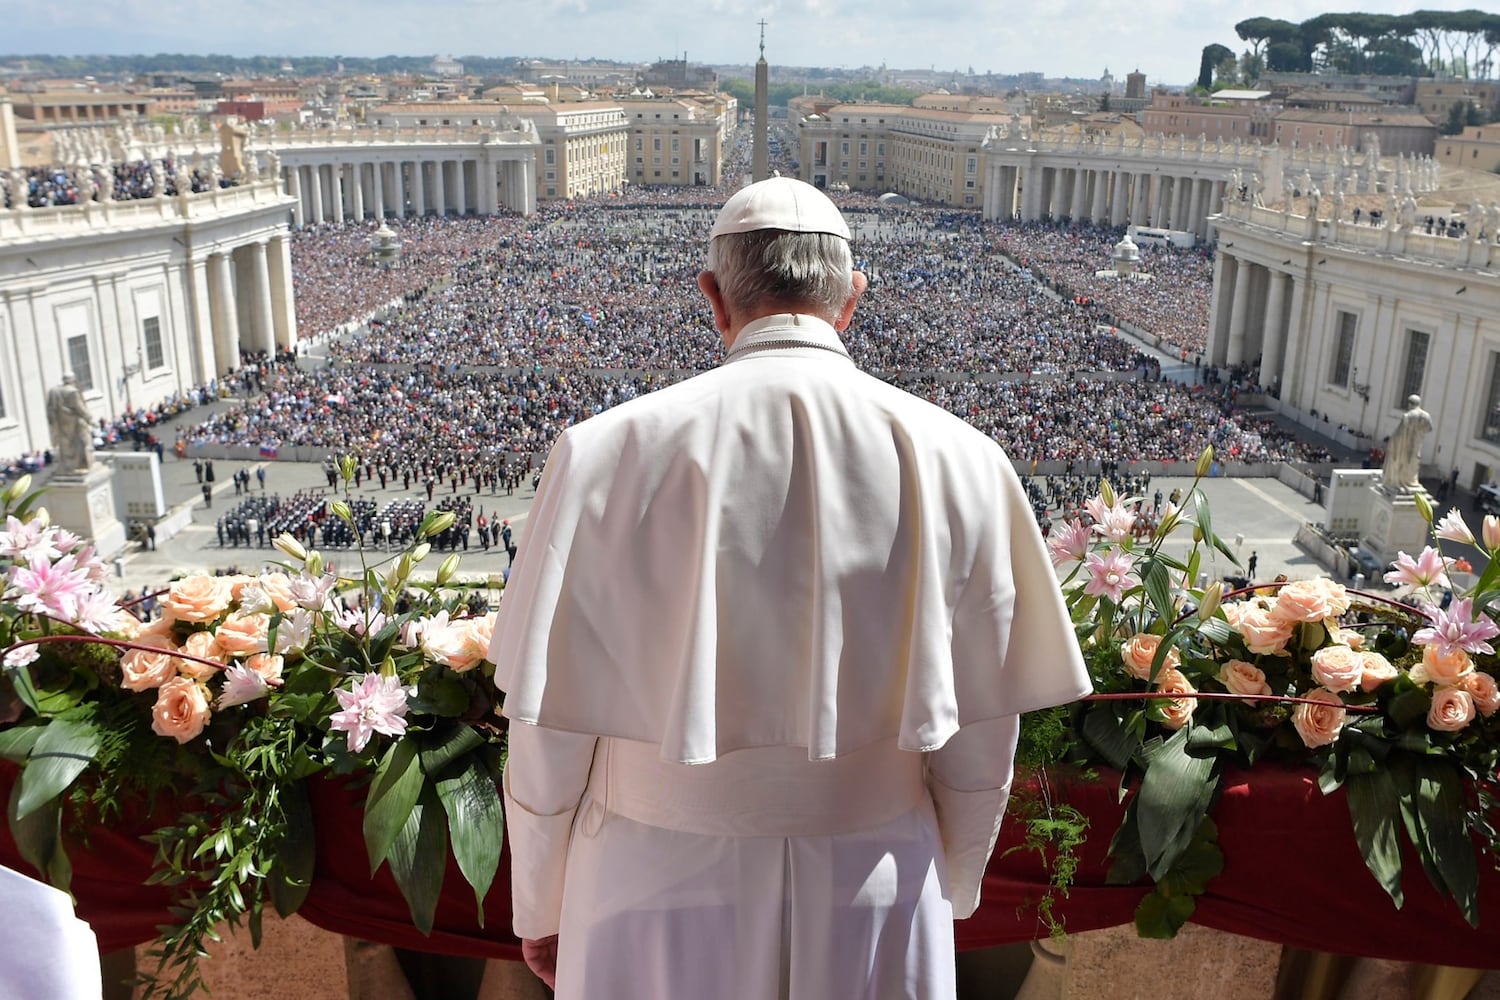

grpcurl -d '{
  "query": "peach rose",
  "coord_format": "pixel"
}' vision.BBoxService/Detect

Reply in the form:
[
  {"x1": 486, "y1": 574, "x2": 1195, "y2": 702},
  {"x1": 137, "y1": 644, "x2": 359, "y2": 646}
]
[
  {"x1": 1228, "y1": 604, "x2": 1293, "y2": 656},
  {"x1": 464, "y1": 613, "x2": 498, "y2": 668},
  {"x1": 1414, "y1": 646, "x2": 1474, "y2": 687},
  {"x1": 256, "y1": 573, "x2": 300, "y2": 613},
  {"x1": 137, "y1": 616, "x2": 177, "y2": 641},
  {"x1": 174, "y1": 630, "x2": 223, "y2": 682},
  {"x1": 1121, "y1": 633, "x2": 1180, "y2": 681},
  {"x1": 1310, "y1": 645, "x2": 1365, "y2": 694},
  {"x1": 424, "y1": 620, "x2": 485, "y2": 672},
  {"x1": 1462, "y1": 672, "x2": 1500, "y2": 717},
  {"x1": 1292, "y1": 689, "x2": 1347, "y2": 749},
  {"x1": 107, "y1": 608, "x2": 144, "y2": 640},
  {"x1": 213, "y1": 612, "x2": 271, "y2": 658},
  {"x1": 220, "y1": 575, "x2": 258, "y2": 600},
  {"x1": 151, "y1": 677, "x2": 210, "y2": 744},
  {"x1": 120, "y1": 647, "x2": 178, "y2": 692},
  {"x1": 1155, "y1": 668, "x2": 1197, "y2": 731},
  {"x1": 1332, "y1": 627, "x2": 1366, "y2": 651},
  {"x1": 1271, "y1": 579, "x2": 1347, "y2": 623},
  {"x1": 1357, "y1": 651, "x2": 1400, "y2": 693},
  {"x1": 1428, "y1": 687, "x2": 1477, "y2": 732},
  {"x1": 1218, "y1": 659, "x2": 1272, "y2": 703},
  {"x1": 160, "y1": 576, "x2": 233, "y2": 625},
  {"x1": 243, "y1": 652, "x2": 285, "y2": 686}
]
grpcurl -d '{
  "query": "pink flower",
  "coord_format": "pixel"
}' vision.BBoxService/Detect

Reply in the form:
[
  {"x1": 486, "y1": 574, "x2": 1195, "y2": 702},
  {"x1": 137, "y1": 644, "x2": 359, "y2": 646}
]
[
  {"x1": 1310, "y1": 645, "x2": 1364, "y2": 693},
  {"x1": 1084, "y1": 496, "x2": 1135, "y2": 542},
  {"x1": 0, "y1": 516, "x2": 59, "y2": 562},
  {"x1": 1083, "y1": 547, "x2": 1134, "y2": 603},
  {"x1": 1484, "y1": 515, "x2": 1500, "y2": 552},
  {"x1": 1047, "y1": 519, "x2": 1092, "y2": 568},
  {"x1": 1435, "y1": 510, "x2": 1475, "y2": 546},
  {"x1": 3, "y1": 645, "x2": 39, "y2": 669},
  {"x1": 66, "y1": 586, "x2": 121, "y2": 634},
  {"x1": 329, "y1": 673, "x2": 412, "y2": 753},
  {"x1": 9, "y1": 554, "x2": 93, "y2": 621},
  {"x1": 1219, "y1": 659, "x2": 1273, "y2": 703},
  {"x1": 218, "y1": 663, "x2": 271, "y2": 709},
  {"x1": 1412, "y1": 599, "x2": 1500, "y2": 658},
  {"x1": 336, "y1": 608, "x2": 390, "y2": 637},
  {"x1": 1384, "y1": 547, "x2": 1449, "y2": 590},
  {"x1": 1155, "y1": 668, "x2": 1197, "y2": 730}
]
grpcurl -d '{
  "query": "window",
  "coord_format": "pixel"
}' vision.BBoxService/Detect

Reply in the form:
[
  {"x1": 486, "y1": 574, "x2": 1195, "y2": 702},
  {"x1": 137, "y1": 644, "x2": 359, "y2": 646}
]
[
  {"x1": 143, "y1": 316, "x2": 164, "y2": 369},
  {"x1": 68, "y1": 335, "x2": 94, "y2": 391},
  {"x1": 1402, "y1": 330, "x2": 1430, "y2": 401},
  {"x1": 1329, "y1": 311, "x2": 1356, "y2": 388},
  {"x1": 1482, "y1": 353, "x2": 1500, "y2": 445},
  {"x1": 545, "y1": 148, "x2": 555, "y2": 165},
  {"x1": 653, "y1": 137, "x2": 662, "y2": 151}
]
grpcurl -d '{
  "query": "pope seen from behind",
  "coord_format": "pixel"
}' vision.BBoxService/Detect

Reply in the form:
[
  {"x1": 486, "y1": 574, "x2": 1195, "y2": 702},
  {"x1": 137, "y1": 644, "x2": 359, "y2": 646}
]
[{"x1": 487, "y1": 176, "x2": 1093, "y2": 998}]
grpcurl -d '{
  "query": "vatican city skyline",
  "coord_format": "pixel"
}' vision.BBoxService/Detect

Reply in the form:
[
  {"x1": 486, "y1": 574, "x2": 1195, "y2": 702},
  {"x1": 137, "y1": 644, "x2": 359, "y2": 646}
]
[{"x1": 10, "y1": 0, "x2": 1496, "y2": 85}]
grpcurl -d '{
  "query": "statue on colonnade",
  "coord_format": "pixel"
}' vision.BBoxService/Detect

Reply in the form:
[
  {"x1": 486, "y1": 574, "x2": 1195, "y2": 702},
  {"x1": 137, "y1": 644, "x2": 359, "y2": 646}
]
[
  {"x1": 1382, "y1": 395, "x2": 1432, "y2": 493},
  {"x1": 45, "y1": 373, "x2": 95, "y2": 473}
]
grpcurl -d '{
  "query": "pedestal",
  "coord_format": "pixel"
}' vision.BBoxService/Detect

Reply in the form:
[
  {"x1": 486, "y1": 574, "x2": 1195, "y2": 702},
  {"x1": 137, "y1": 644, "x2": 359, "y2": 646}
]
[
  {"x1": 46, "y1": 465, "x2": 126, "y2": 557},
  {"x1": 1362, "y1": 486, "x2": 1430, "y2": 568}
]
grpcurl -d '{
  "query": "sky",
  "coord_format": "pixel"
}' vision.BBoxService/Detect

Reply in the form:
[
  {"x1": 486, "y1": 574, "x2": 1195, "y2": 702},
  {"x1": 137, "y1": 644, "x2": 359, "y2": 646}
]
[{"x1": 8, "y1": 0, "x2": 1491, "y2": 85}]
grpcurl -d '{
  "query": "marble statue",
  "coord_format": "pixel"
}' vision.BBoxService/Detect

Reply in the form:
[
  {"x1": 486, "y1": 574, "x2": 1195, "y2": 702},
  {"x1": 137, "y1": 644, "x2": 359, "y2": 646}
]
[
  {"x1": 149, "y1": 159, "x2": 165, "y2": 198},
  {"x1": 7, "y1": 169, "x2": 26, "y2": 210},
  {"x1": 1382, "y1": 395, "x2": 1432, "y2": 492},
  {"x1": 45, "y1": 373, "x2": 95, "y2": 473},
  {"x1": 75, "y1": 166, "x2": 94, "y2": 204}
]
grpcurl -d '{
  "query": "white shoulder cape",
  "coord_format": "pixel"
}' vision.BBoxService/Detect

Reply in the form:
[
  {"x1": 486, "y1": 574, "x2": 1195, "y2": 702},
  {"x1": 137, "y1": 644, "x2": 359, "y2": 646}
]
[{"x1": 489, "y1": 317, "x2": 1091, "y2": 763}]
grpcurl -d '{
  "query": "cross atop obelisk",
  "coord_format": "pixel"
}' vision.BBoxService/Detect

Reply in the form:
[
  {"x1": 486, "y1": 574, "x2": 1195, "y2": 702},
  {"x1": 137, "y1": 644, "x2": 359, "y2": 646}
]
[{"x1": 758, "y1": 19, "x2": 767, "y2": 59}]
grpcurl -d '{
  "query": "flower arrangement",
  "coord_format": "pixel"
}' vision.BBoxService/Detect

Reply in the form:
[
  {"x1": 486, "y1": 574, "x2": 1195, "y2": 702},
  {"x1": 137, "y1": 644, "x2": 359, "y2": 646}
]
[
  {"x1": 0, "y1": 461, "x2": 505, "y2": 999},
  {"x1": 1034, "y1": 449, "x2": 1500, "y2": 938}
]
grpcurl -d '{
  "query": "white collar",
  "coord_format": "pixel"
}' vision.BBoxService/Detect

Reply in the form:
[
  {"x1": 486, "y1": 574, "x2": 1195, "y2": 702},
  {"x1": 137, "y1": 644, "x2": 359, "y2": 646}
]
[{"x1": 725, "y1": 314, "x2": 850, "y2": 363}]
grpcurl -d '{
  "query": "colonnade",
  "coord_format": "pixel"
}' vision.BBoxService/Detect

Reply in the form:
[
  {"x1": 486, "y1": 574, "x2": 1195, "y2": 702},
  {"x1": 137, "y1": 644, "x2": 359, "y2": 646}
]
[
  {"x1": 283, "y1": 153, "x2": 535, "y2": 227},
  {"x1": 1207, "y1": 253, "x2": 1304, "y2": 396},
  {"x1": 985, "y1": 159, "x2": 1228, "y2": 240},
  {"x1": 192, "y1": 235, "x2": 298, "y2": 372}
]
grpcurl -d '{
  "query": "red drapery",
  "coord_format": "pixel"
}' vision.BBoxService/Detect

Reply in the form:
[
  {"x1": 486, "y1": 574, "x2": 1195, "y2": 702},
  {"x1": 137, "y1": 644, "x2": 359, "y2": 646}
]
[{"x1": 4, "y1": 763, "x2": 1499, "y2": 967}]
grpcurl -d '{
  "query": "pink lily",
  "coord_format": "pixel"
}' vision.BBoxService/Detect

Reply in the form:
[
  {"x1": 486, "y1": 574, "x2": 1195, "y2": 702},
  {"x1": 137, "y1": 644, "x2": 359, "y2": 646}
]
[
  {"x1": 1413, "y1": 599, "x2": 1500, "y2": 658},
  {"x1": 1384, "y1": 546, "x2": 1449, "y2": 590},
  {"x1": 1083, "y1": 547, "x2": 1135, "y2": 604}
]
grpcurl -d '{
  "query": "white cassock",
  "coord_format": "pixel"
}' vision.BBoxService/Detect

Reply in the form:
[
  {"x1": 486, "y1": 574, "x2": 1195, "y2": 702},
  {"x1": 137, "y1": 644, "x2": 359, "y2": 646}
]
[{"x1": 490, "y1": 313, "x2": 1092, "y2": 999}]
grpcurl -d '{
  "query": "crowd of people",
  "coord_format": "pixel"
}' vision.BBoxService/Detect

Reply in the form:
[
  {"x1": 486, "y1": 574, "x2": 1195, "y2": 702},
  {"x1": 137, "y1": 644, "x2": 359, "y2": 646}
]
[
  {"x1": 3, "y1": 158, "x2": 237, "y2": 209},
  {"x1": 167, "y1": 194, "x2": 1331, "y2": 511}
]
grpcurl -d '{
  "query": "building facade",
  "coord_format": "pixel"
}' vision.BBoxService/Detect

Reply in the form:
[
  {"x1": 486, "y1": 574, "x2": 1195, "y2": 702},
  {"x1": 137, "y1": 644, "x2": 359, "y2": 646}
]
[
  {"x1": 0, "y1": 166, "x2": 296, "y2": 462},
  {"x1": 1207, "y1": 199, "x2": 1500, "y2": 488},
  {"x1": 618, "y1": 97, "x2": 727, "y2": 187},
  {"x1": 797, "y1": 103, "x2": 994, "y2": 206},
  {"x1": 1436, "y1": 124, "x2": 1500, "y2": 174}
]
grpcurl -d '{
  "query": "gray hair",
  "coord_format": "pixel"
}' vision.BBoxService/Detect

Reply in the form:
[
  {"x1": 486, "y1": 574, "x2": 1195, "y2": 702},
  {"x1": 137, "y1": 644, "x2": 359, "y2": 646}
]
[{"x1": 707, "y1": 230, "x2": 854, "y2": 320}]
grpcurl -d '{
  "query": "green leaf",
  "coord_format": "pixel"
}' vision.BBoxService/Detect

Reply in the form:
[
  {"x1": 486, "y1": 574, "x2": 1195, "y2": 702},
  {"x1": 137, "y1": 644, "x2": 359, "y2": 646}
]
[
  {"x1": 0, "y1": 725, "x2": 42, "y2": 763},
  {"x1": 268, "y1": 782, "x2": 316, "y2": 918},
  {"x1": 1134, "y1": 888, "x2": 1196, "y2": 939},
  {"x1": 1081, "y1": 704, "x2": 1139, "y2": 771},
  {"x1": 1105, "y1": 798, "x2": 1149, "y2": 886},
  {"x1": 434, "y1": 758, "x2": 504, "y2": 920},
  {"x1": 363, "y1": 738, "x2": 424, "y2": 873},
  {"x1": 1195, "y1": 617, "x2": 1239, "y2": 648},
  {"x1": 412, "y1": 676, "x2": 472, "y2": 719},
  {"x1": 7, "y1": 777, "x2": 70, "y2": 890},
  {"x1": 14, "y1": 719, "x2": 100, "y2": 820},
  {"x1": 1413, "y1": 757, "x2": 1480, "y2": 926},
  {"x1": 387, "y1": 785, "x2": 448, "y2": 935},
  {"x1": 1345, "y1": 769, "x2": 1404, "y2": 911},
  {"x1": 1141, "y1": 560, "x2": 1175, "y2": 627},
  {"x1": 418, "y1": 723, "x2": 485, "y2": 776},
  {"x1": 1135, "y1": 730, "x2": 1220, "y2": 881}
]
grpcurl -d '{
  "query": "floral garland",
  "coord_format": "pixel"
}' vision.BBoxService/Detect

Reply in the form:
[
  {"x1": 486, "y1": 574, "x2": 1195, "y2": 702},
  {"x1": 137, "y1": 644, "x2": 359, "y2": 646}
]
[
  {"x1": 0, "y1": 463, "x2": 506, "y2": 998},
  {"x1": 1036, "y1": 450, "x2": 1500, "y2": 936}
]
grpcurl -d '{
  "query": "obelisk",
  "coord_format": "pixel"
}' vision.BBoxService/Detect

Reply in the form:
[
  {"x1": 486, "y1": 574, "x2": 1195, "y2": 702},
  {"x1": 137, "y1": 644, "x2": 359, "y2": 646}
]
[{"x1": 753, "y1": 20, "x2": 770, "y2": 182}]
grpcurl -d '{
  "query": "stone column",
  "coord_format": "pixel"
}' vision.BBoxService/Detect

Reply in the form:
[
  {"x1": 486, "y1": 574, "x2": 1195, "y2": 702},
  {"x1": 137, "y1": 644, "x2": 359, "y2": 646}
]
[
  {"x1": 454, "y1": 158, "x2": 468, "y2": 216},
  {"x1": 209, "y1": 251, "x2": 241, "y2": 373},
  {"x1": 186, "y1": 257, "x2": 216, "y2": 383},
  {"x1": 1282, "y1": 277, "x2": 1314, "y2": 408},
  {"x1": 267, "y1": 235, "x2": 298, "y2": 351},
  {"x1": 1260, "y1": 270, "x2": 1289, "y2": 390},
  {"x1": 351, "y1": 163, "x2": 365, "y2": 222},
  {"x1": 483, "y1": 159, "x2": 498, "y2": 215},
  {"x1": 1132, "y1": 172, "x2": 1150, "y2": 224},
  {"x1": 433, "y1": 159, "x2": 447, "y2": 216},
  {"x1": 1090, "y1": 169, "x2": 1109, "y2": 223},
  {"x1": 413, "y1": 159, "x2": 426, "y2": 216},
  {"x1": 1069, "y1": 168, "x2": 1088, "y2": 220},
  {"x1": 373, "y1": 163, "x2": 386, "y2": 220},
  {"x1": 1173, "y1": 176, "x2": 1191, "y2": 230},
  {"x1": 394, "y1": 161, "x2": 408, "y2": 218},
  {"x1": 331, "y1": 164, "x2": 346, "y2": 224},
  {"x1": 308, "y1": 165, "x2": 324, "y2": 225},
  {"x1": 1110, "y1": 170, "x2": 1129, "y2": 226},
  {"x1": 287, "y1": 168, "x2": 304, "y2": 228},
  {"x1": 248, "y1": 240, "x2": 276, "y2": 356},
  {"x1": 1226, "y1": 257, "x2": 1254, "y2": 365}
]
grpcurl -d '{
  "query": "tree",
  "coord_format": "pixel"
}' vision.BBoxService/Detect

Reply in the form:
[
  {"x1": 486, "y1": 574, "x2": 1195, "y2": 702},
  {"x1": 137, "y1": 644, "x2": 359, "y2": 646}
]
[
  {"x1": 1235, "y1": 17, "x2": 1302, "y2": 60},
  {"x1": 1267, "y1": 40, "x2": 1308, "y2": 72},
  {"x1": 1199, "y1": 43, "x2": 1234, "y2": 90},
  {"x1": 1100, "y1": 92, "x2": 1112, "y2": 112}
]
